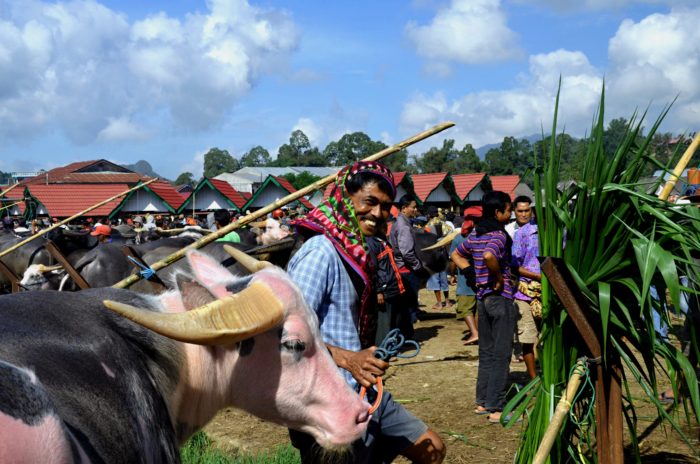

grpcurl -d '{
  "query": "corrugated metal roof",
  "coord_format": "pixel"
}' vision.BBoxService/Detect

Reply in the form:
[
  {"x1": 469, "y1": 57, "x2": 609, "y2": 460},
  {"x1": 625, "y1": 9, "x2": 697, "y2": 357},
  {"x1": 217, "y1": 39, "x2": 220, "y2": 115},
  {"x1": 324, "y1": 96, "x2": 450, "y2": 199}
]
[
  {"x1": 209, "y1": 179, "x2": 247, "y2": 209},
  {"x1": 411, "y1": 173, "x2": 448, "y2": 202},
  {"x1": 23, "y1": 159, "x2": 147, "y2": 185},
  {"x1": 451, "y1": 173, "x2": 486, "y2": 200},
  {"x1": 215, "y1": 167, "x2": 337, "y2": 192},
  {"x1": 490, "y1": 175, "x2": 521, "y2": 199},
  {"x1": 148, "y1": 181, "x2": 187, "y2": 210},
  {"x1": 25, "y1": 184, "x2": 129, "y2": 217}
]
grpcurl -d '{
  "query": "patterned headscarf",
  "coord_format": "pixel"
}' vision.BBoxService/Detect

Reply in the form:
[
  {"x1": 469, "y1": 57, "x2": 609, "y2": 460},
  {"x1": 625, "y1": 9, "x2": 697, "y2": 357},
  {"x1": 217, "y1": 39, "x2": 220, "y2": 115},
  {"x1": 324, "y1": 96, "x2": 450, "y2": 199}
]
[{"x1": 295, "y1": 161, "x2": 395, "y2": 347}]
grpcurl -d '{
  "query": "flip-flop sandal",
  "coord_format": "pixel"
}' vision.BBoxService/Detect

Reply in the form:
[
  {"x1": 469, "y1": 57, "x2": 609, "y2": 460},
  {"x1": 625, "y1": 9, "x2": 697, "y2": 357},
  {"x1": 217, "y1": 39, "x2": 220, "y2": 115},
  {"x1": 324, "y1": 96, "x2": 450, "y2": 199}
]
[
  {"x1": 659, "y1": 391, "x2": 675, "y2": 404},
  {"x1": 474, "y1": 407, "x2": 490, "y2": 415},
  {"x1": 463, "y1": 338, "x2": 479, "y2": 346},
  {"x1": 488, "y1": 413, "x2": 522, "y2": 424}
]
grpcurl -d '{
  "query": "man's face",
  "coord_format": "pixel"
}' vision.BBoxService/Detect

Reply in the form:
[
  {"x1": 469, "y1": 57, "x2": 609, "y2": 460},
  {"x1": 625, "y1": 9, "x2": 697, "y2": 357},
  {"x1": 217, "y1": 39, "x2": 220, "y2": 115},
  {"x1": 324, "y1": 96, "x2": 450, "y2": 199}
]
[
  {"x1": 401, "y1": 200, "x2": 418, "y2": 219},
  {"x1": 349, "y1": 182, "x2": 393, "y2": 237},
  {"x1": 514, "y1": 201, "x2": 532, "y2": 225},
  {"x1": 496, "y1": 203, "x2": 512, "y2": 224}
]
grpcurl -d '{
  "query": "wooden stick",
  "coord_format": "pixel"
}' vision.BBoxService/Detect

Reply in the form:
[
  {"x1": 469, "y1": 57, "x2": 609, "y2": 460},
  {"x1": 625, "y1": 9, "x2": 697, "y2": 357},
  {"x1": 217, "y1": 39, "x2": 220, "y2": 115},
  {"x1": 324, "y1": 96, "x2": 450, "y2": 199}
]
[
  {"x1": 533, "y1": 360, "x2": 586, "y2": 464},
  {"x1": 0, "y1": 201, "x2": 21, "y2": 212},
  {"x1": 113, "y1": 121, "x2": 455, "y2": 289},
  {"x1": 658, "y1": 131, "x2": 700, "y2": 201},
  {"x1": 0, "y1": 178, "x2": 158, "y2": 259}
]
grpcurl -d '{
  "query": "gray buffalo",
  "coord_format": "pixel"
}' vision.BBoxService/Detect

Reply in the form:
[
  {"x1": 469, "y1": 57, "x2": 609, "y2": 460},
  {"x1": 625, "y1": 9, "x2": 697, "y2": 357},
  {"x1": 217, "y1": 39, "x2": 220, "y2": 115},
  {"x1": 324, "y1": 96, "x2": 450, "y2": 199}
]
[{"x1": 0, "y1": 250, "x2": 370, "y2": 462}]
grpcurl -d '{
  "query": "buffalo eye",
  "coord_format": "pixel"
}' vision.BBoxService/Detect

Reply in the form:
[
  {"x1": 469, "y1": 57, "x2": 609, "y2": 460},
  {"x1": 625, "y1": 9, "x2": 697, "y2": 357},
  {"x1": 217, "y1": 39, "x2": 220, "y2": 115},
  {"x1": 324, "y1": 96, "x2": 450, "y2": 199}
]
[{"x1": 281, "y1": 339, "x2": 306, "y2": 353}]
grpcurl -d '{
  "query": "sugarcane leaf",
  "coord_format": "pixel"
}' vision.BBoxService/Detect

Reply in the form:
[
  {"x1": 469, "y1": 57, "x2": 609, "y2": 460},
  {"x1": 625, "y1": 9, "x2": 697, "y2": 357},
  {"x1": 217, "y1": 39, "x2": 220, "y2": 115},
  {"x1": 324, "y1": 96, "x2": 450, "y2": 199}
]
[{"x1": 598, "y1": 281, "x2": 611, "y2": 360}]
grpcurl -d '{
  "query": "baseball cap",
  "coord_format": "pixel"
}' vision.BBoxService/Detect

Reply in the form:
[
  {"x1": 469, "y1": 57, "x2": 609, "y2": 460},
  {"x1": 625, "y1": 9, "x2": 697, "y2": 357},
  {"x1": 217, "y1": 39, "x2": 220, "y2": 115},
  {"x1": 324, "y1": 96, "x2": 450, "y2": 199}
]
[
  {"x1": 90, "y1": 224, "x2": 111, "y2": 236},
  {"x1": 463, "y1": 206, "x2": 483, "y2": 218}
]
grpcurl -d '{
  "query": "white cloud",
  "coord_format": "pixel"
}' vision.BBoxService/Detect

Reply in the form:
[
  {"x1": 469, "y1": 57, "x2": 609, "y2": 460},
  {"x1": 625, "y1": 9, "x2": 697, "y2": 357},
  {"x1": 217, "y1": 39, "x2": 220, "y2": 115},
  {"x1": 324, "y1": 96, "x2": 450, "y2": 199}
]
[
  {"x1": 97, "y1": 117, "x2": 149, "y2": 142},
  {"x1": 512, "y1": 0, "x2": 697, "y2": 12},
  {"x1": 400, "y1": 50, "x2": 603, "y2": 147},
  {"x1": 293, "y1": 117, "x2": 324, "y2": 146},
  {"x1": 181, "y1": 150, "x2": 207, "y2": 178},
  {"x1": 0, "y1": 0, "x2": 300, "y2": 143},
  {"x1": 401, "y1": 7, "x2": 700, "y2": 149},
  {"x1": 405, "y1": 0, "x2": 522, "y2": 72}
]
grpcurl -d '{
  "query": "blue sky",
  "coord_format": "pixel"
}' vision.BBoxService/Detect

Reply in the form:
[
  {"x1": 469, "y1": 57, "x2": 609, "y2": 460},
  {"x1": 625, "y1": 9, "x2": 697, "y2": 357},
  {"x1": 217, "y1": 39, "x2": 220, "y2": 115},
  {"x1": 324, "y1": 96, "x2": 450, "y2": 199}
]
[{"x1": 0, "y1": 0, "x2": 698, "y2": 179}]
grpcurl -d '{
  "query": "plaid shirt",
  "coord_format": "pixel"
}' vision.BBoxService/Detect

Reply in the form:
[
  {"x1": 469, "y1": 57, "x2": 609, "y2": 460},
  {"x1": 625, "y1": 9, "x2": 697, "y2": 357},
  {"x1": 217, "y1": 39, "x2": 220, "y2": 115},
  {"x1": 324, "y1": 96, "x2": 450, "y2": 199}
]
[{"x1": 287, "y1": 235, "x2": 361, "y2": 388}]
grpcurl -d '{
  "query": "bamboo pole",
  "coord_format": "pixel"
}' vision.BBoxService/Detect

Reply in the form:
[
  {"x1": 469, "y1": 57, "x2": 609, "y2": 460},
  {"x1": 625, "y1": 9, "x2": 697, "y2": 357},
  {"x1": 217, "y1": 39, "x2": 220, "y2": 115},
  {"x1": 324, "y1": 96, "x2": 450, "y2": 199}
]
[
  {"x1": 0, "y1": 182, "x2": 20, "y2": 198},
  {"x1": 658, "y1": 131, "x2": 700, "y2": 201},
  {"x1": 533, "y1": 359, "x2": 587, "y2": 464},
  {"x1": 113, "y1": 121, "x2": 455, "y2": 289},
  {"x1": 0, "y1": 178, "x2": 158, "y2": 259},
  {"x1": 0, "y1": 201, "x2": 21, "y2": 213}
]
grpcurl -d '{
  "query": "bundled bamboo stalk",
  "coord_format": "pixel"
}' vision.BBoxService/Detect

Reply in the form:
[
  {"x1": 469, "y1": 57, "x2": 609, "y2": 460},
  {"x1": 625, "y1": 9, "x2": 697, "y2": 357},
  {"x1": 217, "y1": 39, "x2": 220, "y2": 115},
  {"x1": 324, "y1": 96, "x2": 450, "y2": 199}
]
[
  {"x1": 0, "y1": 182, "x2": 20, "y2": 198},
  {"x1": 0, "y1": 201, "x2": 21, "y2": 213},
  {"x1": 112, "y1": 121, "x2": 455, "y2": 289},
  {"x1": 0, "y1": 178, "x2": 159, "y2": 259},
  {"x1": 658, "y1": 131, "x2": 700, "y2": 201}
]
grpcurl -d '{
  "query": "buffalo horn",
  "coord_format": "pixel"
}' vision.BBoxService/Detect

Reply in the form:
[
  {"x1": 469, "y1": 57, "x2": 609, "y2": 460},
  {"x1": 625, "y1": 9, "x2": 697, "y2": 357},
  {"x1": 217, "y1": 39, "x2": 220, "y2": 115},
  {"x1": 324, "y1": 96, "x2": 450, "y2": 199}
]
[
  {"x1": 223, "y1": 244, "x2": 272, "y2": 272},
  {"x1": 103, "y1": 281, "x2": 284, "y2": 345},
  {"x1": 421, "y1": 229, "x2": 460, "y2": 251},
  {"x1": 38, "y1": 264, "x2": 63, "y2": 273}
]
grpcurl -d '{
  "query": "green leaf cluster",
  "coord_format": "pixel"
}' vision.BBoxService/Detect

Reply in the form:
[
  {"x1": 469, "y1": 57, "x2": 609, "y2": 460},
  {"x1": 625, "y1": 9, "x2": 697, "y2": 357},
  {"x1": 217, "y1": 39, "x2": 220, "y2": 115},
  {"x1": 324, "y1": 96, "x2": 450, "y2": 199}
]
[{"x1": 508, "y1": 84, "x2": 700, "y2": 462}]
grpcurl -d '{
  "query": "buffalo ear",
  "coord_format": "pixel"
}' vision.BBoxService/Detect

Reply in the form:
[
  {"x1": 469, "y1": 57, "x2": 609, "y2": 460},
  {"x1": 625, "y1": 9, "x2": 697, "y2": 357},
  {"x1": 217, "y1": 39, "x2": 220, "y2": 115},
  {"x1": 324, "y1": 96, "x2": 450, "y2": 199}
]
[
  {"x1": 178, "y1": 278, "x2": 216, "y2": 311},
  {"x1": 186, "y1": 250, "x2": 233, "y2": 298}
]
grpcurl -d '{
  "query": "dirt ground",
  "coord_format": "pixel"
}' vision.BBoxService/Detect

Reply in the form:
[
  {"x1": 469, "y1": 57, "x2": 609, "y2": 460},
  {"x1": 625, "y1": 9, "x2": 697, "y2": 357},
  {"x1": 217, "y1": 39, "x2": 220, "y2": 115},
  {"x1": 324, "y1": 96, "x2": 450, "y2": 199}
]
[{"x1": 205, "y1": 289, "x2": 700, "y2": 463}]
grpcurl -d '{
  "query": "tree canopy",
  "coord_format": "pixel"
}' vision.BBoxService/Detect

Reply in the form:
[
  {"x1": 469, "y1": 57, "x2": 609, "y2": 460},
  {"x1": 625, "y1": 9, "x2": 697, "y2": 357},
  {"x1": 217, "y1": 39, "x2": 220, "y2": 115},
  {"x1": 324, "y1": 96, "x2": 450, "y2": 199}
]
[
  {"x1": 173, "y1": 172, "x2": 196, "y2": 186},
  {"x1": 203, "y1": 148, "x2": 239, "y2": 178}
]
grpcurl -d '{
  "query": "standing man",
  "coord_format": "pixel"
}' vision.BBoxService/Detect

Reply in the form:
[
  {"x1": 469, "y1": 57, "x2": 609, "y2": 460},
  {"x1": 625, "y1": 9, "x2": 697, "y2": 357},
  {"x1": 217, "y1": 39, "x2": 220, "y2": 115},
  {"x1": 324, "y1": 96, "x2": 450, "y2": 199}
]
[
  {"x1": 512, "y1": 199, "x2": 541, "y2": 380},
  {"x1": 388, "y1": 195, "x2": 426, "y2": 327},
  {"x1": 505, "y1": 195, "x2": 534, "y2": 239},
  {"x1": 289, "y1": 162, "x2": 445, "y2": 464},
  {"x1": 451, "y1": 191, "x2": 515, "y2": 423}
]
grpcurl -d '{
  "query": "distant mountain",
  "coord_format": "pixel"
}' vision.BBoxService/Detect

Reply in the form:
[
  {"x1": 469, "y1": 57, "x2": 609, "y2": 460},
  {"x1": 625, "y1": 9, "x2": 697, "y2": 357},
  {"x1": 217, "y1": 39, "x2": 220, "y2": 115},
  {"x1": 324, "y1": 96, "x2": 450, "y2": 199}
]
[
  {"x1": 122, "y1": 160, "x2": 167, "y2": 181},
  {"x1": 475, "y1": 134, "x2": 543, "y2": 159}
]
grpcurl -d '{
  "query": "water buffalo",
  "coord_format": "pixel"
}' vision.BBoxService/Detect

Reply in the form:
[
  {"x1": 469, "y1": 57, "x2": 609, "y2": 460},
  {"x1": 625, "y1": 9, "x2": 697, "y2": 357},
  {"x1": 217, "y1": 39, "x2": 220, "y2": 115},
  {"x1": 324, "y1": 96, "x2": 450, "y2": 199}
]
[{"x1": 0, "y1": 250, "x2": 370, "y2": 462}]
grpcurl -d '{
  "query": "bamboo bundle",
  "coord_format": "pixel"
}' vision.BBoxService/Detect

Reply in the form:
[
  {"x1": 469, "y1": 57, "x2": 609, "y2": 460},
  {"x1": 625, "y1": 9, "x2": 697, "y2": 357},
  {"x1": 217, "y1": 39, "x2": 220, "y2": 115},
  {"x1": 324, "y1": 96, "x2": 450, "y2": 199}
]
[
  {"x1": 0, "y1": 201, "x2": 21, "y2": 213},
  {"x1": 112, "y1": 121, "x2": 455, "y2": 289},
  {"x1": 0, "y1": 182, "x2": 20, "y2": 198},
  {"x1": 658, "y1": 131, "x2": 700, "y2": 201}
]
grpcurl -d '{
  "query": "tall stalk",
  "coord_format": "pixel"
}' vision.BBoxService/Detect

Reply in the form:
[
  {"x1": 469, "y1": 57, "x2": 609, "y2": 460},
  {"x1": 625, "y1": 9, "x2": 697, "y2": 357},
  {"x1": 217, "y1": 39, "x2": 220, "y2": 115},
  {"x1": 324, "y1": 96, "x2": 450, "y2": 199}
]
[{"x1": 505, "y1": 85, "x2": 700, "y2": 463}]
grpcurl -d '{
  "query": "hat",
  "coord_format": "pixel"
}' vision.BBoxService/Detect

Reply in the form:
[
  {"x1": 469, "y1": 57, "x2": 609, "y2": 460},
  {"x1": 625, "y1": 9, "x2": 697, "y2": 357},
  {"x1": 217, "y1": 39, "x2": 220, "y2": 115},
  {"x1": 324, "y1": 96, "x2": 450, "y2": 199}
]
[
  {"x1": 463, "y1": 206, "x2": 483, "y2": 218},
  {"x1": 90, "y1": 224, "x2": 111, "y2": 236}
]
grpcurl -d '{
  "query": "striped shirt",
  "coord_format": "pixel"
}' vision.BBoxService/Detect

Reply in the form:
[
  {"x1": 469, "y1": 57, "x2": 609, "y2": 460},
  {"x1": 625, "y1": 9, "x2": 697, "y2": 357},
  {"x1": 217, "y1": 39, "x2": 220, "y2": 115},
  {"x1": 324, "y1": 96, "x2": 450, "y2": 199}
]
[
  {"x1": 287, "y1": 235, "x2": 361, "y2": 388},
  {"x1": 456, "y1": 230, "x2": 513, "y2": 300}
]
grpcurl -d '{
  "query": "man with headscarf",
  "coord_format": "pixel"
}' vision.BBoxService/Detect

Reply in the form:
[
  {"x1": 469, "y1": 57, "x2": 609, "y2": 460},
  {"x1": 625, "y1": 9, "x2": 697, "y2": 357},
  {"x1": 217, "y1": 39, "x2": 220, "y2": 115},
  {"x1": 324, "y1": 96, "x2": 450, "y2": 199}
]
[{"x1": 288, "y1": 162, "x2": 445, "y2": 464}]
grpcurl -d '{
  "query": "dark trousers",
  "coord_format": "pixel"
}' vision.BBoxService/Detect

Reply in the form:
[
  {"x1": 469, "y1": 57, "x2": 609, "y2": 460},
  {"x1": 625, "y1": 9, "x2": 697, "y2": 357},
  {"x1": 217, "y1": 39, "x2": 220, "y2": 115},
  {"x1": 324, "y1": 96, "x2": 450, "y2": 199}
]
[
  {"x1": 376, "y1": 292, "x2": 413, "y2": 345},
  {"x1": 475, "y1": 294, "x2": 516, "y2": 411}
]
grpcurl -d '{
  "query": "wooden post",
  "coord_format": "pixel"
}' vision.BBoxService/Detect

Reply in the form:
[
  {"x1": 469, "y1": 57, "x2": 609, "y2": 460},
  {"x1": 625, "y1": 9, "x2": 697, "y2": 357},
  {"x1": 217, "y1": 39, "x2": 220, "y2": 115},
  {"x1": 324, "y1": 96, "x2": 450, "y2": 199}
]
[
  {"x1": 0, "y1": 259, "x2": 20, "y2": 293},
  {"x1": 44, "y1": 240, "x2": 90, "y2": 290},
  {"x1": 112, "y1": 121, "x2": 455, "y2": 289},
  {"x1": 0, "y1": 178, "x2": 158, "y2": 260}
]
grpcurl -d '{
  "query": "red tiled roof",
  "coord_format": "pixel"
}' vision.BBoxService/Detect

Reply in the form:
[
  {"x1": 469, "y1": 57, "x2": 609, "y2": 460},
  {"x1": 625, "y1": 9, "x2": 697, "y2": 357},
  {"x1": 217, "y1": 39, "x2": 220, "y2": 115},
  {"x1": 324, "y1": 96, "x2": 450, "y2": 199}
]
[
  {"x1": 25, "y1": 184, "x2": 130, "y2": 217},
  {"x1": 239, "y1": 191, "x2": 251, "y2": 200},
  {"x1": 274, "y1": 177, "x2": 314, "y2": 209},
  {"x1": 209, "y1": 179, "x2": 247, "y2": 209},
  {"x1": 23, "y1": 160, "x2": 147, "y2": 185},
  {"x1": 148, "y1": 181, "x2": 187, "y2": 210},
  {"x1": 411, "y1": 173, "x2": 448, "y2": 202},
  {"x1": 393, "y1": 172, "x2": 406, "y2": 186},
  {"x1": 490, "y1": 175, "x2": 521, "y2": 199},
  {"x1": 451, "y1": 173, "x2": 486, "y2": 200}
]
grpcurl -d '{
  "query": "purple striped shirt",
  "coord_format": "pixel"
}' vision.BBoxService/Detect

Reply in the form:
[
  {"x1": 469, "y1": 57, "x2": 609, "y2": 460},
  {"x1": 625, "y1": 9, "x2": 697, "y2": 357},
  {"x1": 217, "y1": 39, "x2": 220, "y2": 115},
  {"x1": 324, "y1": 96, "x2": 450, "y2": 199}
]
[{"x1": 456, "y1": 229, "x2": 513, "y2": 300}]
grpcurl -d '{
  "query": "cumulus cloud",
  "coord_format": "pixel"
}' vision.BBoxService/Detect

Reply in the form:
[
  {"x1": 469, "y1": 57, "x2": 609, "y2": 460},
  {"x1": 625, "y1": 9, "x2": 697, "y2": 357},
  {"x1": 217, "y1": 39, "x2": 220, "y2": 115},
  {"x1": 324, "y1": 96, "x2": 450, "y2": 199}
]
[
  {"x1": 401, "y1": 7, "x2": 700, "y2": 148},
  {"x1": 512, "y1": 0, "x2": 697, "y2": 12},
  {"x1": 401, "y1": 49, "x2": 603, "y2": 147},
  {"x1": 405, "y1": 0, "x2": 522, "y2": 73},
  {"x1": 0, "y1": 0, "x2": 299, "y2": 143},
  {"x1": 293, "y1": 117, "x2": 324, "y2": 146}
]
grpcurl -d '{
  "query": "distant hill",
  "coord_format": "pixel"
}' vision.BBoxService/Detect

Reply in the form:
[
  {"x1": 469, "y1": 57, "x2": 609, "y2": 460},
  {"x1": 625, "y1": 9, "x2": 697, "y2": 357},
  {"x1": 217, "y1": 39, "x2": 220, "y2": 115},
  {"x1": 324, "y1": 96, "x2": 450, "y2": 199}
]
[
  {"x1": 122, "y1": 160, "x2": 167, "y2": 181},
  {"x1": 475, "y1": 134, "x2": 542, "y2": 159}
]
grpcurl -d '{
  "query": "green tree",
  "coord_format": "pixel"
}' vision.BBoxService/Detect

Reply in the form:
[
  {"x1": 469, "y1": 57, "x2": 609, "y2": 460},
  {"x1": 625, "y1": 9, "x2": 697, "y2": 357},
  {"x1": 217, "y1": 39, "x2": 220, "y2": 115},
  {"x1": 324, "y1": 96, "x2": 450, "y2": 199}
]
[
  {"x1": 603, "y1": 117, "x2": 631, "y2": 158},
  {"x1": 484, "y1": 136, "x2": 534, "y2": 176},
  {"x1": 415, "y1": 139, "x2": 459, "y2": 173},
  {"x1": 203, "y1": 148, "x2": 240, "y2": 178},
  {"x1": 273, "y1": 130, "x2": 328, "y2": 167},
  {"x1": 324, "y1": 132, "x2": 385, "y2": 166},
  {"x1": 446, "y1": 143, "x2": 484, "y2": 173},
  {"x1": 281, "y1": 171, "x2": 323, "y2": 190},
  {"x1": 173, "y1": 172, "x2": 196, "y2": 186},
  {"x1": 241, "y1": 146, "x2": 272, "y2": 167}
]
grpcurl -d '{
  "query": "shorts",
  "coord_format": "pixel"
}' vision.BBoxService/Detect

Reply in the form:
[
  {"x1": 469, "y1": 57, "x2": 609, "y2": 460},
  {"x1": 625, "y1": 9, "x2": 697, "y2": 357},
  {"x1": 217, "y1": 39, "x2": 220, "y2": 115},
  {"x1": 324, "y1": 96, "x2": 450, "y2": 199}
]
[
  {"x1": 516, "y1": 299, "x2": 539, "y2": 344},
  {"x1": 455, "y1": 295, "x2": 476, "y2": 319},
  {"x1": 426, "y1": 271, "x2": 448, "y2": 291},
  {"x1": 289, "y1": 390, "x2": 427, "y2": 464}
]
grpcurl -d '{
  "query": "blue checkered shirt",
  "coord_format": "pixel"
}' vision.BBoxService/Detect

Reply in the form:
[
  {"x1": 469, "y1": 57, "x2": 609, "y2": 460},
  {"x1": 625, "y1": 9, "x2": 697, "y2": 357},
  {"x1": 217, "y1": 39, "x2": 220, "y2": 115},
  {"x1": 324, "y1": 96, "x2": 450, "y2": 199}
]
[{"x1": 287, "y1": 235, "x2": 361, "y2": 387}]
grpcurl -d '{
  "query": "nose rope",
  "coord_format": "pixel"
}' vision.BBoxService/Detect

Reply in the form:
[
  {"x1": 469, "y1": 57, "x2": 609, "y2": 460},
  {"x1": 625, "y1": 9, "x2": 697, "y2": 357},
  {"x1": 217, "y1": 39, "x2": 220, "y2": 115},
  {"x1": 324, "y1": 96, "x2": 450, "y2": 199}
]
[
  {"x1": 126, "y1": 255, "x2": 156, "y2": 280},
  {"x1": 359, "y1": 329, "x2": 420, "y2": 413}
]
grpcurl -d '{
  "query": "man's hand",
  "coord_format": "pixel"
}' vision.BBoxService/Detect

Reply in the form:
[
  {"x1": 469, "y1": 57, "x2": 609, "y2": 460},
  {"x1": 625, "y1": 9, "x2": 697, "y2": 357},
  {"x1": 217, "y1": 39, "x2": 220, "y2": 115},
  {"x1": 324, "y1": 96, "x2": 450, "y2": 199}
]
[
  {"x1": 329, "y1": 345, "x2": 389, "y2": 388},
  {"x1": 448, "y1": 275, "x2": 457, "y2": 286},
  {"x1": 492, "y1": 274, "x2": 504, "y2": 292},
  {"x1": 377, "y1": 293, "x2": 385, "y2": 305}
]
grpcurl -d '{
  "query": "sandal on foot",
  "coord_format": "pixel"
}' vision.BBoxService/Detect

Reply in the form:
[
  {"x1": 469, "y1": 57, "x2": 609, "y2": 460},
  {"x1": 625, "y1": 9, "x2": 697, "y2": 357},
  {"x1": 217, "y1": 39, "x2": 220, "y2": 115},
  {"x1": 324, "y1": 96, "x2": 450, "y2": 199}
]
[
  {"x1": 474, "y1": 406, "x2": 490, "y2": 415},
  {"x1": 659, "y1": 391, "x2": 675, "y2": 404},
  {"x1": 463, "y1": 338, "x2": 479, "y2": 346}
]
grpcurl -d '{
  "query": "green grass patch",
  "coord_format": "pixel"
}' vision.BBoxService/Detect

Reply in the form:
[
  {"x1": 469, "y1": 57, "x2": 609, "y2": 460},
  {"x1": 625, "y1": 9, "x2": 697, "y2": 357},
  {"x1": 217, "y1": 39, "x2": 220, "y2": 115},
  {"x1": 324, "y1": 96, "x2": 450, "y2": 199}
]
[{"x1": 181, "y1": 431, "x2": 300, "y2": 464}]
